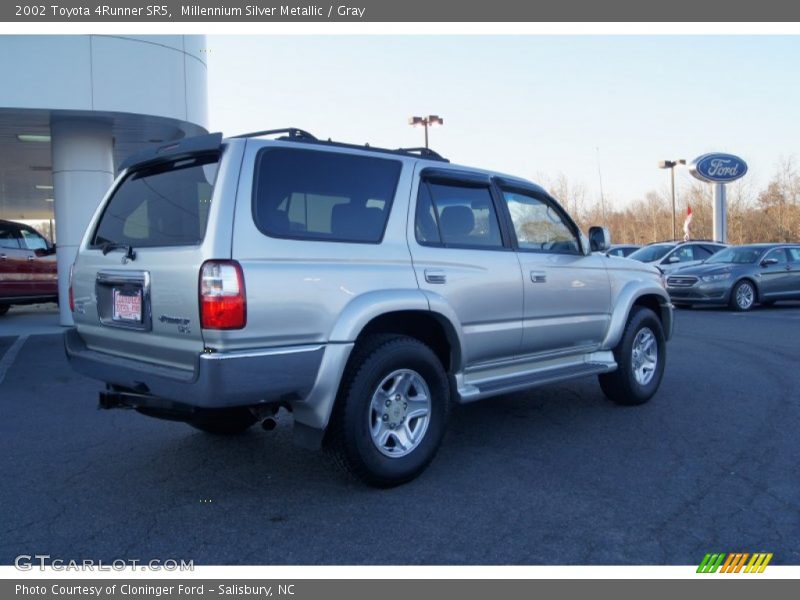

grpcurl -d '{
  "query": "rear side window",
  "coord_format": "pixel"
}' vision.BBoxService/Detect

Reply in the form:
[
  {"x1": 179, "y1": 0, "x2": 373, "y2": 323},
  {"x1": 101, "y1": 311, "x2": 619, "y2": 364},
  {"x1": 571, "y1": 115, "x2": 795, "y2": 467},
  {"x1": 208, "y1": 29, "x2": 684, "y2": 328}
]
[
  {"x1": 0, "y1": 223, "x2": 21, "y2": 249},
  {"x1": 92, "y1": 155, "x2": 218, "y2": 249},
  {"x1": 252, "y1": 148, "x2": 402, "y2": 243}
]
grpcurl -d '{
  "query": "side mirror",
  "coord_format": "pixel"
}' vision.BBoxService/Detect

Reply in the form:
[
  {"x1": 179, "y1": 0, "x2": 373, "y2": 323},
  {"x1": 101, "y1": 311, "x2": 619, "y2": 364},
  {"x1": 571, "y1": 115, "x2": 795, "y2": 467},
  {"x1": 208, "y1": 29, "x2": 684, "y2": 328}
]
[
  {"x1": 588, "y1": 226, "x2": 610, "y2": 253},
  {"x1": 667, "y1": 255, "x2": 681, "y2": 263},
  {"x1": 761, "y1": 257, "x2": 779, "y2": 267}
]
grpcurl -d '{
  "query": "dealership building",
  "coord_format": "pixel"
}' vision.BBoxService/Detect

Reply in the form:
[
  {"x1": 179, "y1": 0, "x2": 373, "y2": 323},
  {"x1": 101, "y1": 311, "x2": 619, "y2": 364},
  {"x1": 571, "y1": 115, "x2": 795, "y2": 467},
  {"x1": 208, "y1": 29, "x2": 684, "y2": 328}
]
[{"x1": 0, "y1": 35, "x2": 209, "y2": 325}]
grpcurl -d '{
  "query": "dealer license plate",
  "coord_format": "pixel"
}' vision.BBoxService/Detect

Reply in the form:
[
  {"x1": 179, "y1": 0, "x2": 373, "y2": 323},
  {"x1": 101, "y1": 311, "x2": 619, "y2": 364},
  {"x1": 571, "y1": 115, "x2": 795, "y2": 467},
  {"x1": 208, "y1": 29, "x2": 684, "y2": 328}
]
[{"x1": 112, "y1": 288, "x2": 142, "y2": 323}]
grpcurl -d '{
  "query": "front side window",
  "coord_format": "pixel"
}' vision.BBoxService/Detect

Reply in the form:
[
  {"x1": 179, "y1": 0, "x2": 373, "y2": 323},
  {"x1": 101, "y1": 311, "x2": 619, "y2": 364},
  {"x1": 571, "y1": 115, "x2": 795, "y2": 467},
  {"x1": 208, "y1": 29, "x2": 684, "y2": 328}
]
[
  {"x1": 764, "y1": 248, "x2": 788, "y2": 265},
  {"x1": 252, "y1": 149, "x2": 401, "y2": 243},
  {"x1": 19, "y1": 228, "x2": 48, "y2": 251},
  {"x1": 501, "y1": 190, "x2": 580, "y2": 254},
  {"x1": 788, "y1": 248, "x2": 800, "y2": 262},
  {"x1": 415, "y1": 181, "x2": 503, "y2": 248},
  {"x1": 92, "y1": 155, "x2": 218, "y2": 248},
  {"x1": 668, "y1": 246, "x2": 698, "y2": 263}
]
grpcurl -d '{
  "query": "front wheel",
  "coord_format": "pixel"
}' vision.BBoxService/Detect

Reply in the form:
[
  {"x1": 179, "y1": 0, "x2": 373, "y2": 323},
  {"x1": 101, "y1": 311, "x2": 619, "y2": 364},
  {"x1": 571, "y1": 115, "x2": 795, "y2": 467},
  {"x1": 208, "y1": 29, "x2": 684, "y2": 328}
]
[
  {"x1": 599, "y1": 307, "x2": 666, "y2": 406},
  {"x1": 729, "y1": 280, "x2": 756, "y2": 311},
  {"x1": 327, "y1": 335, "x2": 449, "y2": 487}
]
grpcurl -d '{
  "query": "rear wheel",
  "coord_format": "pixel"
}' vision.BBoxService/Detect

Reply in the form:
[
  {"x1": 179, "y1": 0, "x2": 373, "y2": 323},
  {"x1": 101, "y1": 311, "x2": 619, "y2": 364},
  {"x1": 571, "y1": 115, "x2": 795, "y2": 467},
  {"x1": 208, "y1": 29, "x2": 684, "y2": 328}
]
[
  {"x1": 599, "y1": 306, "x2": 666, "y2": 406},
  {"x1": 729, "y1": 280, "x2": 756, "y2": 311},
  {"x1": 188, "y1": 408, "x2": 257, "y2": 435},
  {"x1": 327, "y1": 335, "x2": 449, "y2": 487}
]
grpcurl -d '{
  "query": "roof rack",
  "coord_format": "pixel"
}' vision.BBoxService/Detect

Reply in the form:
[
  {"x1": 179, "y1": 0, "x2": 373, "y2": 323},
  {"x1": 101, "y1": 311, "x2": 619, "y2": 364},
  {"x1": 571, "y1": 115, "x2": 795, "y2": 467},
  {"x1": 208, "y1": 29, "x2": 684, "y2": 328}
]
[
  {"x1": 230, "y1": 128, "x2": 318, "y2": 141},
  {"x1": 231, "y1": 127, "x2": 449, "y2": 162},
  {"x1": 396, "y1": 147, "x2": 447, "y2": 160}
]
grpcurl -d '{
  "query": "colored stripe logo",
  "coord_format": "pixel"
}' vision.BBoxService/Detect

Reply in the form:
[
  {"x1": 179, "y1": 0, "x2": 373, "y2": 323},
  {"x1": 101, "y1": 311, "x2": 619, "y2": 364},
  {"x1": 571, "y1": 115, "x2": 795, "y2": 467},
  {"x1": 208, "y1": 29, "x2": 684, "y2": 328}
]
[{"x1": 697, "y1": 552, "x2": 773, "y2": 573}]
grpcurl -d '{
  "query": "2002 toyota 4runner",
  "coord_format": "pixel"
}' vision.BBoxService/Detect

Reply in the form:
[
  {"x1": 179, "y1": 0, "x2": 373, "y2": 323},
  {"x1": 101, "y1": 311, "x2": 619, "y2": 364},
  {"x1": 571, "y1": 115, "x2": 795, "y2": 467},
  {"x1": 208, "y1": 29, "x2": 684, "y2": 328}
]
[{"x1": 65, "y1": 128, "x2": 673, "y2": 487}]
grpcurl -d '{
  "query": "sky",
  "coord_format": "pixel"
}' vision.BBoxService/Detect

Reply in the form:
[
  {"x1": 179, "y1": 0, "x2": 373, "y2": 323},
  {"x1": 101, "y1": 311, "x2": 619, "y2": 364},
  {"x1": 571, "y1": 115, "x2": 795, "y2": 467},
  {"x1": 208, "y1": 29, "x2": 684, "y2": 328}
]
[{"x1": 206, "y1": 35, "x2": 800, "y2": 211}]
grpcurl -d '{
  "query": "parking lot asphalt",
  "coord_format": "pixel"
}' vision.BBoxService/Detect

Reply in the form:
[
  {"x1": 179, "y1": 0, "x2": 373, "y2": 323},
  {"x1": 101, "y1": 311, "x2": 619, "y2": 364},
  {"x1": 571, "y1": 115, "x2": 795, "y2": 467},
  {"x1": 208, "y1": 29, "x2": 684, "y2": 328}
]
[{"x1": 1, "y1": 304, "x2": 799, "y2": 566}]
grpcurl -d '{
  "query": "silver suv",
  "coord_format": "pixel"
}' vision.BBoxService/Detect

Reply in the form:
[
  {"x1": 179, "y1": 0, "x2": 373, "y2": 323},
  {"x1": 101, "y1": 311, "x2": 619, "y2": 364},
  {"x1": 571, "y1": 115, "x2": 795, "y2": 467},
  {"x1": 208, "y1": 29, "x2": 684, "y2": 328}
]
[{"x1": 66, "y1": 129, "x2": 673, "y2": 487}]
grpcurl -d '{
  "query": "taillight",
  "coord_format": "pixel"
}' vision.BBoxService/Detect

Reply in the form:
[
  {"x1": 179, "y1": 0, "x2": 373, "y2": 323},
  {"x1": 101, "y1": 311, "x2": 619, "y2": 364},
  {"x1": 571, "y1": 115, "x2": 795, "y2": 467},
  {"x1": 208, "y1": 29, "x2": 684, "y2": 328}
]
[
  {"x1": 199, "y1": 260, "x2": 246, "y2": 330},
  {"x1": 68, "y1": 263, "x2": 75, "y2": 313}
]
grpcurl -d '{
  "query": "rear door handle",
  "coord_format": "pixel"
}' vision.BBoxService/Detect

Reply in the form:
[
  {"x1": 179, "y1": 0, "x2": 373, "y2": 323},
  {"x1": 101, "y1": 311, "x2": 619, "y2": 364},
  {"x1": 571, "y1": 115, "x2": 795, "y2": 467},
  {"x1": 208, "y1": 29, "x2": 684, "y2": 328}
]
[
  {"x1": 424, "y1": 269, "x2": 447, "y2": 284},
  {"x1": 27, "y1": 256, "x2": 35, "y2": 261},
  {"x1": 530, "y1": 271, "x2": 547, "y2": 283},
  {"x1": 0, "y1": 254, "x2": 6, "y2": 260}
]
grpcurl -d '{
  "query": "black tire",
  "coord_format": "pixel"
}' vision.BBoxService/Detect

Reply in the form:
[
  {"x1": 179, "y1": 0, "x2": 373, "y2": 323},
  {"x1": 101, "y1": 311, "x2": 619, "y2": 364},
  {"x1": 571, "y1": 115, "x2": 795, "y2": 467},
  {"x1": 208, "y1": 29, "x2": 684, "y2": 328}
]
[
  {"x1": 327, "y1": 334, "x2": 449, "y2": 488},
  {"x1": 729, "y1": 280, "x2": 756, "y2": 312},
  {"x1": 0, "y1": 305, "x2": 9, "y2": 316},
  {"x1": 599, "y1": 306, "x2": 666, "y2": 406},
  {"x1": 188, "y1": 408, "x2": 257, "y2": 435}
]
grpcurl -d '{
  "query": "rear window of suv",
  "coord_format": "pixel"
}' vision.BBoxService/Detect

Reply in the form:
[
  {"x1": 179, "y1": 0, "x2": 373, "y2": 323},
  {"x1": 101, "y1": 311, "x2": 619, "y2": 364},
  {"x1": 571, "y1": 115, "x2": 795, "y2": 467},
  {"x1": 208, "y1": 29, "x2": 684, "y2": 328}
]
[
  {"x1": 91, "y1": 155, "x2": 218, "y2": 249},
  {"x1": 252, "y1": 148, "x2": 402, "y2": 243}
]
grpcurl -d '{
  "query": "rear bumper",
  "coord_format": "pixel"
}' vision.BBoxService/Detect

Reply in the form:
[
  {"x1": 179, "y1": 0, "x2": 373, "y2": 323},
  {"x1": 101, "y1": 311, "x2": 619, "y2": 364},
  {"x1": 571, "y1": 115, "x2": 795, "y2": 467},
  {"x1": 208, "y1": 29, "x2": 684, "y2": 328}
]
[{"x1": 64, "y1": 327, "x2": 326, "y2": 409}]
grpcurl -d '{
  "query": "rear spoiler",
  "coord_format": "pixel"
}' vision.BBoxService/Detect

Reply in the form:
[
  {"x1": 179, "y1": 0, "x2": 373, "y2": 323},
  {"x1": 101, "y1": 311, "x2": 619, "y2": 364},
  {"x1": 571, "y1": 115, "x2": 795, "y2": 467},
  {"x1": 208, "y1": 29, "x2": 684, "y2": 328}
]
[{"x1": 117, "y1": 132, "x2": 223, "y2": 173}]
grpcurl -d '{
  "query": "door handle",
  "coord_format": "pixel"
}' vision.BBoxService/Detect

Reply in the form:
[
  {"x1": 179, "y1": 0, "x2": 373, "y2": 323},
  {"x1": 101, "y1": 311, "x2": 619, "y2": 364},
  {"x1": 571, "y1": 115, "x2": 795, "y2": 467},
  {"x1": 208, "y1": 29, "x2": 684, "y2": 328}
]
[
  {"x1": 530, "y1": 271, "x2": 547, "y2": 283},
  {"x1": 424, "y1": 269, "x2": 447, "y2": 284},
  {"x1": 0, "y1": 254, "x2": 6, "y2": 260},
  {"x1": 27, "y1": 256, "x2": 36, "y2": 261}
]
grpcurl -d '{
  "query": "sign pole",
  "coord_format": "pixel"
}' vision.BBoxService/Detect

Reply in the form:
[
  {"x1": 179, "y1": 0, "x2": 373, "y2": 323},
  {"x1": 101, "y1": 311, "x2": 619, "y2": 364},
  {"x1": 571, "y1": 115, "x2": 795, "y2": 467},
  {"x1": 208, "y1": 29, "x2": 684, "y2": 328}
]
[{"x1": 713, "y1": 183, "x2": 727, "y2": 243}]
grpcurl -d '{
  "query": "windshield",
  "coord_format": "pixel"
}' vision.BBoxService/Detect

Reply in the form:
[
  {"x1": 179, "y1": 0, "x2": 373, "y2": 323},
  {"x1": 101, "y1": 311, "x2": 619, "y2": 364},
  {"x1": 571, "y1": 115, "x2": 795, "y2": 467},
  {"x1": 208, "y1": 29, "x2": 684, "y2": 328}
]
[
  {"x1": 628, "y1": 244, "x2": 673, "y2": 263},
  {"x1": 705, "y1": 246, "x2": 764, "y2": 264},
  {"x1": 92, "y1": 155, "x2": 218, "y2": 249}
]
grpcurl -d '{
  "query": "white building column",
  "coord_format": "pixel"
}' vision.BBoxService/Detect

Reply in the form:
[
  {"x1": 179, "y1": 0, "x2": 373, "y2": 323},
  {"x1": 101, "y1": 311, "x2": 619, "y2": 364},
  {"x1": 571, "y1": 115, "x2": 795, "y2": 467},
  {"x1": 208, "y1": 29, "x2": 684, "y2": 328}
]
[{"x1": 51, "y1": 119, "x2": 114, "y2": 326}]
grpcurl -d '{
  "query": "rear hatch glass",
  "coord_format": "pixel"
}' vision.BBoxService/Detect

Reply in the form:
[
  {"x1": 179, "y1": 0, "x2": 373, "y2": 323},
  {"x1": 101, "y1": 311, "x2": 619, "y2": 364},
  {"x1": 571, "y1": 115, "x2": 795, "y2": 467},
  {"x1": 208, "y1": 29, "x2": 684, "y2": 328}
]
[
  {"x1": 92, "y1": 156, "x2": 218, "y2": 249},
  {"x1": 74, "y1": 154, "x2": 220, "y2": 373}
]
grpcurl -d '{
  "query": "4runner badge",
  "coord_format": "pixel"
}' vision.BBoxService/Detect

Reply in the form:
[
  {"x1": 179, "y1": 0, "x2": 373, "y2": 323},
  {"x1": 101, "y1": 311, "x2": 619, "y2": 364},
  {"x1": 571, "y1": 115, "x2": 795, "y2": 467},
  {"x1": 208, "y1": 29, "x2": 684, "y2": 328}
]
[{"x1": 159, "y1": 315, "x2": 191, "y2": 334}]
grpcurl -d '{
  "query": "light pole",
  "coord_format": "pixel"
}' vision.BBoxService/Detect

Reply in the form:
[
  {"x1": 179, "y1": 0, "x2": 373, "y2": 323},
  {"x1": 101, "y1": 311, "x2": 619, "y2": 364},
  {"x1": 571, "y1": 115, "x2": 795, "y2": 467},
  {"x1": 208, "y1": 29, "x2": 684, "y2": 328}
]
[
  {"x1": 658, "y1": 159, "x2": 686, "y2": 240},
  {"x1": 409, "y1": 115, "x2": 443, "y2": 149}
]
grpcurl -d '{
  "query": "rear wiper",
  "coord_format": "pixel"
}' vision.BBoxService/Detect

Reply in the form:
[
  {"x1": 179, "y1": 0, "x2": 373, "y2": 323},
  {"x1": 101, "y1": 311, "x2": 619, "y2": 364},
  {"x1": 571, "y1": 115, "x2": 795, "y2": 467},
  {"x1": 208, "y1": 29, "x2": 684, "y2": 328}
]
[{"x1": 100, "y1": 242, "x2": 137, "y2": 262}]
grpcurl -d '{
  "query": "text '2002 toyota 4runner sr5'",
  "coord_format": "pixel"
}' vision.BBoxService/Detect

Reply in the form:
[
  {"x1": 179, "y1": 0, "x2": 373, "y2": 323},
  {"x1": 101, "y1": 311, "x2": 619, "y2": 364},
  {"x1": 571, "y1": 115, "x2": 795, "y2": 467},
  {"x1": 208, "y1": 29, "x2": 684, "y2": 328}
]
[{"x1": 66, "y1": 128, "x2": 673, "y2": 487}]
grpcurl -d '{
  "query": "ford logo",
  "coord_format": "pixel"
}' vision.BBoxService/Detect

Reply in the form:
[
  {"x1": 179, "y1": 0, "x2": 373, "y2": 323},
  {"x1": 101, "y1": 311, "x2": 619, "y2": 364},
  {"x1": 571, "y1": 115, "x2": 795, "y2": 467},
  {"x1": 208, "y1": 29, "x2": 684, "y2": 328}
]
[{"x1": 690, "y1": 153, "x2": 748, "y2": 183}]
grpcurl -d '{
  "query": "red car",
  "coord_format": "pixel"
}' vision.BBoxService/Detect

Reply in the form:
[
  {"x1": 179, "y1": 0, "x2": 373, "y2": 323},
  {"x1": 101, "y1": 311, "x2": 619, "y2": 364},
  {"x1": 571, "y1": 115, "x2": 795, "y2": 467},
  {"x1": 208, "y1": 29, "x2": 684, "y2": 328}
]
[{"x1": 0, "y1": 219, "x2": 58, "y2": 316}]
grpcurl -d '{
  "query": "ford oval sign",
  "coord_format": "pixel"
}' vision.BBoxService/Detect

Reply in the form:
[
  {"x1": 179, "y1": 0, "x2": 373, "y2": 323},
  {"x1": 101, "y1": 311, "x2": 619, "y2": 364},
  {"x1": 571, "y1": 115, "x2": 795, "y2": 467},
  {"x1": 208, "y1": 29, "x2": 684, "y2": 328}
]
[{"x1": 690, "y1": 153, "x2": 748, "y2": 183}]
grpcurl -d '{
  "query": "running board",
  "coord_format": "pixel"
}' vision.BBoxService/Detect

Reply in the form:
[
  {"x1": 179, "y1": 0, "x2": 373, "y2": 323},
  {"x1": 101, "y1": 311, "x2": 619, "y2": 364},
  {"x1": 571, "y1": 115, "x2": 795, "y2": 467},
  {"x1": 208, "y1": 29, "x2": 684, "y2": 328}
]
[{"x1": 456, "y1": 352, "x2": 616, "y2": 404}]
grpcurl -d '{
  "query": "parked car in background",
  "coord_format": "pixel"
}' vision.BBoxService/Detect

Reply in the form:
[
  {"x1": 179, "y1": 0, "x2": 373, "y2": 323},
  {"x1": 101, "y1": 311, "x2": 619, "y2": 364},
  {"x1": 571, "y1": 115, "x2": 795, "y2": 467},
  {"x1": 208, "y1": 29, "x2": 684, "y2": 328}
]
[
  {"x1": 627, "y1": 240, "x2": 728, "y2": 274},
  {"x1": 606, "y1": 244, "x2": 641, "y2": 258},
  {"x1": 0, "y1": 219, "x2": 57, "y2": 316},
  {"x1": 666, "y1": 243, "x2": 800, "y2": 311}
]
